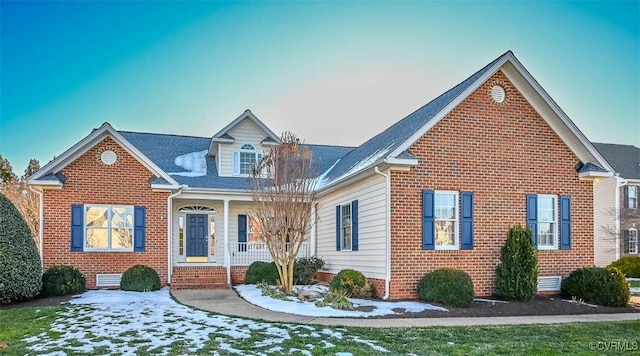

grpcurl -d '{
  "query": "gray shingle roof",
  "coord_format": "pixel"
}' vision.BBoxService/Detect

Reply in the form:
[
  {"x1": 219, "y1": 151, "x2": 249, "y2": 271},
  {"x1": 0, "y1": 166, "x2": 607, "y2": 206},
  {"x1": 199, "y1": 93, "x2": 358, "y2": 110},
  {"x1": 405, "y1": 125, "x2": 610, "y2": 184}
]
[
  {"x1": 120, "y1": 131, "x2": 353, "y2": 190},
  {"x1": 593, "y1": 143, "x2": 640, "y2": 179},
  {"x1": 320, "y1": 52, "x2": 505, "y2": 184}
]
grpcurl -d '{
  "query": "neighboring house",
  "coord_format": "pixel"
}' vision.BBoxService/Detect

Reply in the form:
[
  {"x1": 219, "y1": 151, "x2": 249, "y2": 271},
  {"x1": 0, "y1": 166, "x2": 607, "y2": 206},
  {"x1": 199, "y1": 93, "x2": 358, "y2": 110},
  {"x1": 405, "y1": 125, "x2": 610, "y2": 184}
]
[
  {"x1": 592, "y1": 143, "x2": 640, "y2": 266},
  {"x1": 28, "y1": 51, "x2": 613, "y2": 299}
]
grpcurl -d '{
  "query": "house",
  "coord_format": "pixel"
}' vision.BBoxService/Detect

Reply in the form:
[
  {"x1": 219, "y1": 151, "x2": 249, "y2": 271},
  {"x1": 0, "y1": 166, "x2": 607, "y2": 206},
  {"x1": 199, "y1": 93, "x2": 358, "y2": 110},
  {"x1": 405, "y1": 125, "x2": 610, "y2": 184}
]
[
  {"x1": 592, "y1": 143, "x2": 640, "y2": 266},
  {"x1": 28, "y1": 51, "x2": 613, "y2": 299}
]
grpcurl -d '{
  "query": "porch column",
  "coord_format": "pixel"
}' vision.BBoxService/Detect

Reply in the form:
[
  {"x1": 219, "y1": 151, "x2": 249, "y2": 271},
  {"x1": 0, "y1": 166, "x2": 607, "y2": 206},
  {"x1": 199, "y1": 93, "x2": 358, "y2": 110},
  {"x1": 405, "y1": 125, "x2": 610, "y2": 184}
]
[
  {"x1": 310, "y1": 203, "x2": 316, "y2": 257},
  {"x1": 224, "y1": 199, "x2": 231, "y2": 284}
]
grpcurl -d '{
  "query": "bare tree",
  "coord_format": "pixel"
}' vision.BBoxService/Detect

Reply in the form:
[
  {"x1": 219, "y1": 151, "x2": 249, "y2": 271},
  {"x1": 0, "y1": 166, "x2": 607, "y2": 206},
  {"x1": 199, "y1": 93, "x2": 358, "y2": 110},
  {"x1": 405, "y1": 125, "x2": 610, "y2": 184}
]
[
  {"x1": 249, "y1": 132, "x2": 317, "y2": 293},
  {"x1": 599, "y1": 206, "x2": 640, "y2": 257},
  {"x1": 0, "y1": 155, "x2": 40, "y2": 247}
]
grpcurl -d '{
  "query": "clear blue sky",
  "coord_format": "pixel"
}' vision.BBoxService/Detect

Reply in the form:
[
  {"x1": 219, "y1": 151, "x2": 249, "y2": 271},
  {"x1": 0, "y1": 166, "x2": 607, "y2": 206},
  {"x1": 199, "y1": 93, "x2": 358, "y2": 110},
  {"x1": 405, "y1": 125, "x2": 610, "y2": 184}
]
[{"x1": 1, "y1": 1, "x2": 638, "y2": 174}]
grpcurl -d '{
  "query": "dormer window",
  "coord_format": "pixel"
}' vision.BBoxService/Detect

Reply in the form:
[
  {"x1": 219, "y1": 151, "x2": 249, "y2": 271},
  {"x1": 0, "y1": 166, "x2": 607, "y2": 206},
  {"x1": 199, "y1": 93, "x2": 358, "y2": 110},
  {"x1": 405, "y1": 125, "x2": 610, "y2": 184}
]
[{"x1": 234, "y1": 144, "x2": 262, "y2": 175}]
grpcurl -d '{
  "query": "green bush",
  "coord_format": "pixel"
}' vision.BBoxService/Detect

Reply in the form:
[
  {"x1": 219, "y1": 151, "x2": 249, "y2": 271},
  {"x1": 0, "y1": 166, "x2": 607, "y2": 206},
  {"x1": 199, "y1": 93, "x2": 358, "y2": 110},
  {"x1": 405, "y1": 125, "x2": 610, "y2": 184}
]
[
  {"x1": 561, "y1": 267, "x2": 630, "y2": 307},
  {"x1": 329, "y1": 269, "x2": 376, "y2": 298},
  {"x1": 0, "y1": 193, "x2": 42, "y2": 303},
  {"x1": 608, "y1": 256, "x2": 640, "y2": 278},
  {"x1": 42, "y1": 265, "x2": 86, "y2": 296},
  {"x1": 417, "y1": 268, "x2": 474, "y2": 308},
  {"x1": 120, "y1": 265, "x2": 161, "y2": 292},
  {"x1": 245, "y1": 261, "x2": 280, "y2": 285},
  {"x1": 315, "y1": 290, "x2": 353, "y2": 310},
  {"x1": 495, "y1": 224, "x2": 539, "y2": 301},
  {"x1": 293, "y1": 257, "x2": 325, "y2": 285}
]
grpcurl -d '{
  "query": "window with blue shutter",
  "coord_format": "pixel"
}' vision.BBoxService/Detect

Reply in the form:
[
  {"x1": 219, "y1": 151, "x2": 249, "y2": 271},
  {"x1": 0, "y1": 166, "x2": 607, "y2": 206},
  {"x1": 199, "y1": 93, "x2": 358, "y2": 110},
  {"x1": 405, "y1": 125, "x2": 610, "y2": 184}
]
[
  {"x1": 351, "y1": 200, "x2": 359, "y2": 251},
  {"x1": 335, "y1": 205, "x2": 341, "y2": 251},
  {"x1": 559, "y1": 195, "x2": 571, "y2": 250},
  {"x1": 422, "y1": 190, "x2": 435, "y2": 250},
  {"x1": 460, "y1": 192, "x2": 474, "y2": 250},
  {"x1": 134, "y1": 206, "x2": 146, "y2": 252},
  {"x1": 71, "y1": 205, "x2": 84, "y2": 251},
  {"x1": 238, "y1": 214, "x2": 247, "y2": 252}
]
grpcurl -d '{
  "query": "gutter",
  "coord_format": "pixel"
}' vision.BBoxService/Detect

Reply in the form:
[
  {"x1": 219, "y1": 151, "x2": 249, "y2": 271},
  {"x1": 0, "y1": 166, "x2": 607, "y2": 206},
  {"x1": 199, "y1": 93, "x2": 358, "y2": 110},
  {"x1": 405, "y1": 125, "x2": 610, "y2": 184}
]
[
  {"x1": 167, "y1": 187, "x2": 184, "y2": 285},
  {"x1": 29, "y1": 186, "x2": 44, "y2": 270},
  {"x1": 374, "y1": 166, "x2": 391, "y2": 300}
]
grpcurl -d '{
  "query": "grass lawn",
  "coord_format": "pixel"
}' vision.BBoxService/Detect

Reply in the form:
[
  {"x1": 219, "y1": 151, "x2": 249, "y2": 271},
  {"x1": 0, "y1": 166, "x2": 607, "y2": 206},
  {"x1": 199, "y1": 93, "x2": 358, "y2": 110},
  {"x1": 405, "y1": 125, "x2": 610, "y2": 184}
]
[{"x1": 1, "y1": 305, "x2": 639, "y2": 355}]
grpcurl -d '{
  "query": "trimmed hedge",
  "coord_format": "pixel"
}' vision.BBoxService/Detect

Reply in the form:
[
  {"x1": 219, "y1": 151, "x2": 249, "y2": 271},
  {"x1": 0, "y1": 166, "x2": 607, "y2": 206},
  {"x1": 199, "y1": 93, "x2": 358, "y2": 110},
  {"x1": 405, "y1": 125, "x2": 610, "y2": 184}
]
[
  {"x1": 417, "y1": 268, "x2": 474, "y2": 308},
  {"x1": 561, "y1": 267, "x2": 630, "y2": 307},
  {"x1": 495, "y1": 224, "x2": 538, "y2": 301},
  {"x1": 120, "y1": 265, "x2": 161, "y2": 292},
  {"x1": 0, "y1": 193, "x2": 42, "y2": 303},
  {"x1": 329, "y1": 269, "x2": 376, "y2": 298},
  {"x1": 293, "y1": 257, "x2": 325, "y2": 285},
  {"x1": 608, "y1": 256, "x2": 640, "y2": 278},
  {"x1": 42, "y1": 265, "x2": 86, "y2": 296},
  {"x1": 245, "y1": 261, "x2": 280, "y2": 285}
]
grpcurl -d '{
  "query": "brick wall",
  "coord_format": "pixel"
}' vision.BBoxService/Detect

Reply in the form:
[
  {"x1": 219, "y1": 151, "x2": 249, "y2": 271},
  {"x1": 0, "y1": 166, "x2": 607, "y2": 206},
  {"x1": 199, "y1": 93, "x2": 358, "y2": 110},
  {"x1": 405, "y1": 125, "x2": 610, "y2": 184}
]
[
  {"x1": 42, "y1": 137, "x2": 170, "y2": 288},
  {"x1": 388, "y1": 71, "x2": 594, "y2": 299}
]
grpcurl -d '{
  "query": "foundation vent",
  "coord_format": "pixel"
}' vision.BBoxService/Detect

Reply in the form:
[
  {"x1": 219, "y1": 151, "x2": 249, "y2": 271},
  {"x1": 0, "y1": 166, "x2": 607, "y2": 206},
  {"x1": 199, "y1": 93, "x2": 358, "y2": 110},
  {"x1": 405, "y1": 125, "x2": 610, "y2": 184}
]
[
  {"x1": 96, "y1": 274, "x2": 122, "y2": 287},
  {"x1": 537, "y1": 276, "x2": 562, "y2": 291}
]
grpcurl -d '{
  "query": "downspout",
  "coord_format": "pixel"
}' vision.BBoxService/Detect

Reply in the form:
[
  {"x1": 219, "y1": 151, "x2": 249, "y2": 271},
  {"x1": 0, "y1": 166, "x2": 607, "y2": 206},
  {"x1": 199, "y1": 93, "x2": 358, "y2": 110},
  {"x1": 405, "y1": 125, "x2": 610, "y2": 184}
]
[
  {"x1": 374, "y1": 166, "x2": 391, "y2": 300},
  {"x1": 167, "y1": 187, "x2": 183, "y2": 285},
  {"x1": 29, "y1": 186, "x2": 44, "y2": 270},
  {"x1": 615, "y1": 176, "x2": 628, "y2": 260}
]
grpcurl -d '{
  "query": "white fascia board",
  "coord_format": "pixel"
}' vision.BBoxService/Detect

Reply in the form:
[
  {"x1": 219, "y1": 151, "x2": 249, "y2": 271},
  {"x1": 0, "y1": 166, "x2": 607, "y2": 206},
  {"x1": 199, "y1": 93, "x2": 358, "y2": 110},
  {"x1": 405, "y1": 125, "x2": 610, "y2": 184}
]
[
  {"x1": 503, "y1": 57, "x2": 614, "y2": 174},
  {"x1": 384, "y1": 157, "x2": 419, "y2": 166},
  {"x1": 151, "y1": 183, "x2": 180, "y2": 190},
  {"x1": 212, "y1": 110, "x2": 280, "y2": 142},
  {"x1": 29, "y1": 122, "x2": 179, "y2": 187},
  {"x1": 211, "y1": 137, "x2": 235, "y2": 143},
  {"x1": 388, "y1": 54, "x2": 512, "y2": 158},
  {"x1": 26, "y1": 179, "x2": 63, "y2": 188},
  {"x1": 579, "y1": 171, "x2": 614, "y2": 180}
]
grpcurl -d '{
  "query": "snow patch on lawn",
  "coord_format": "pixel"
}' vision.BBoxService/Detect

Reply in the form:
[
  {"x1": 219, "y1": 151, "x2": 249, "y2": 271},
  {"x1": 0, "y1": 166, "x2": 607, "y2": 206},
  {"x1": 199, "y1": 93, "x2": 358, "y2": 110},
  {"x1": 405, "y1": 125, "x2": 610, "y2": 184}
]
[
  {"x1": 23, "y1": 288, "x2": 387, "y2": 355},
  {"x1": 235, "y1": 284, "x2": 447, "y2": 317}
]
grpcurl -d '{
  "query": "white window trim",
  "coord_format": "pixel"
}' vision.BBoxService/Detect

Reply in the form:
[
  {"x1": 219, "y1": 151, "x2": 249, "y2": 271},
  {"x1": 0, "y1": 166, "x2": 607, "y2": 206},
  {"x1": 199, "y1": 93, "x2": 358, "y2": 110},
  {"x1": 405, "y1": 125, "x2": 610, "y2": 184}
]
[
  {"x1": 629, "y1": 228, "x2": 638, "y2": 255},
  {"x1": 84, "y1": 204, "x2": 134, "y2": 252},
  {"x1": 234, "y1": 143, "x2": 262, "y2": 176},
  {"x1": 628, "y1": 186, "x2": 638, "y2": 209},
  {"x1": 434, "y1": 190, "x2": 459, "y2": 250},
  {"x1": 536, "y1": 194, "x2": 559, "y2": 250},
  {"x1": 340, "y1": 202, "x2": 353, "y2": 251}
]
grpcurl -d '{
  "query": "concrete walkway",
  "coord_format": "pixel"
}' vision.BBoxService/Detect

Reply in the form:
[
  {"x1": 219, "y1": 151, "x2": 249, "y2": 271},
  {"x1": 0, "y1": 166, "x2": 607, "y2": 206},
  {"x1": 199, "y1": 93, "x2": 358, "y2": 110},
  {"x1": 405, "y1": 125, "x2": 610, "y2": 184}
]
[{"x1": 171, "y1": 289, "x2": 640, "y2": 328}]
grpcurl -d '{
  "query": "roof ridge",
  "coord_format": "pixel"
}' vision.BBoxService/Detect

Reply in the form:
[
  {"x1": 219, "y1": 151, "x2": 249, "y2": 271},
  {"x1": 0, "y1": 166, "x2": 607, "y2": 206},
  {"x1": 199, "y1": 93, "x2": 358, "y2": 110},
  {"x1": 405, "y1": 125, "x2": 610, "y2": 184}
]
[{"x1": 119, "y1": 130, "x2": 209, "y2": 140}]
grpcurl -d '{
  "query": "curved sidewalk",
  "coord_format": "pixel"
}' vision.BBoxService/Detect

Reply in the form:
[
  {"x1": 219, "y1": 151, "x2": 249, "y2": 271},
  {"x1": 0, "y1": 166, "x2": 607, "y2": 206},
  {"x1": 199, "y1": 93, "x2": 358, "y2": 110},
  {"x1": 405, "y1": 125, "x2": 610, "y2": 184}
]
[{"x1": 171, "y1": 289, "x2": 640, "y2": 328}]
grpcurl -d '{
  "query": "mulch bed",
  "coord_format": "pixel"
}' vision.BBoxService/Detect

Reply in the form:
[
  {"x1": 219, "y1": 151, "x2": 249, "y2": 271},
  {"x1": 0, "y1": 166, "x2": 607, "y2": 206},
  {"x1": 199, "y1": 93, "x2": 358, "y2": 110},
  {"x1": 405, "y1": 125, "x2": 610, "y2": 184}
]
[
  {"x1": 0, "y1": 295, "x2": 75, "y2": 310},
  {"x1": 367, "y1": 295, "x2": 640, "y2": 319}
]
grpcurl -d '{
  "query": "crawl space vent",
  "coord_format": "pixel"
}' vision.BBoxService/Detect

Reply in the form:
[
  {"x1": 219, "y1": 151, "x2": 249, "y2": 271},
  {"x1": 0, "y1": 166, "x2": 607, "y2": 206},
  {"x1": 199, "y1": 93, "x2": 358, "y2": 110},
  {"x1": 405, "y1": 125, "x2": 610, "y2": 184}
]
[
  {"x1": 96, "y1": 274, "x2": 122, "y2": 287},
  {"x1": 537, "y1": 276, "x2": 562, "y2": 291}
]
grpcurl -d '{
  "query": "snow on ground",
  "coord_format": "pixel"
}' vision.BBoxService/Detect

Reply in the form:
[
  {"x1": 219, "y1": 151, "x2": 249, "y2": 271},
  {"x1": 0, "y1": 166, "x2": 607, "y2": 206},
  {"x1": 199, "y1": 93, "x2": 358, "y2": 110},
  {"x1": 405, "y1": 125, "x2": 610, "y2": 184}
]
[
  {"x1": 235, "y1": 284, "x2": 447, "y2": 317},
  {"x1": 22, "y1": 288, "x2": 387, "y2": 355},
  {"x1": 169, "y1": 150, "x2": 208, "y2": 177}
]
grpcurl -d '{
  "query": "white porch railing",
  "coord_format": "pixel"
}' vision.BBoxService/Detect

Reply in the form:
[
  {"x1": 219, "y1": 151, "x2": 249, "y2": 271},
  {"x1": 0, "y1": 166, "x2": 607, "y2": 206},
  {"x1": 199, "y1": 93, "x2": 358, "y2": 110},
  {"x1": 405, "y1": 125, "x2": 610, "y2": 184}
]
[{"x1": 229, "y1": 242, "x2": 311, "y2": 266}]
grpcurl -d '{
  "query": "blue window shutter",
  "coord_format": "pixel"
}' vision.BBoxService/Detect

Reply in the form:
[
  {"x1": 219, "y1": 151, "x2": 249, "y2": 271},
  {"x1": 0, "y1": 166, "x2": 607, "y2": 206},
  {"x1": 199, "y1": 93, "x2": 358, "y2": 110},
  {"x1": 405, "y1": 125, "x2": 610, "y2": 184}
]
[
  {"x1": 422, "y1": 190, "x2": 435, "y2": 250},
  {"x1": 336, "y1": 205, "x2": 341, "y2": 251},
  {"x1": 134, "y1": 206, "x2": 146, "y2": 252},
  {"x1": 233, "y1": 151, "x2": 240, "y2": 175},
  {"x1": 560, "y1": 195, "x2": 571, "y2": 250},
  {"x1": 526, "y1": 194, "x2": 538, "y2": 246},
  {"x1": 461, "y1": 192, "x2": 474, "y2": 250},
  {"x1": 351, "y1": 200, "x2": 359, "y2": 251},
  {"x1": 71, "y1": 205, "x2": 84, "y2": 252},
  {"x1": 238, "y1": 214, "x2": 247, "y2": 252}
]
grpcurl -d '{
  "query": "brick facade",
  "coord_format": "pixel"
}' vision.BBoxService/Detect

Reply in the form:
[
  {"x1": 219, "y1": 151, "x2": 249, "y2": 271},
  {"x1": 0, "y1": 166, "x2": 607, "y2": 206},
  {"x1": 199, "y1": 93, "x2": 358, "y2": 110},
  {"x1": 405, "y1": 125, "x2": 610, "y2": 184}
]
[
  {"x1": 388, "y1": 71, "x2": 593, "y2": 299},
  {"x1": 41, "y1": 137, "x2": 170, "y2": 288}
]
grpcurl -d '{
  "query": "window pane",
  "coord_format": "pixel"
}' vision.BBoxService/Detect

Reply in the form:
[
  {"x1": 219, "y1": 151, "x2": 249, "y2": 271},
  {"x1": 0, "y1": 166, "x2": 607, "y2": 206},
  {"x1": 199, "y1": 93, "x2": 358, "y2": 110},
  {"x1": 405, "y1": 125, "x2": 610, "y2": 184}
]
[
  {"x1": 86, "y1": 207, "x2": 108, "y2": 228},
  {"x1": 342, "y1": 227, "x2": 352, "y2": 250},
  {"x1": 240, "y1": 152, "x2": 257, "y2": 174},
  {"x1": 435, "y1": 193, "x2": 455, "y2": 219},
  {"x1": 538, "y1": 223, "x2": 554, "y2": 246},
  {"x1": 537, "y1": 197, "x2": 555, "y2": 222},
  {"x1": 111, "y1": 207, "x2": 133, "y2": 228},
  {"x1": 111, "y1": 228, "x2": 133, "y2": 249},
  {"x1": 86, "y1": 228, "x2": 108, "y2": 248},
  {"x1": 435, "y1": 221, "x2": 454, "y2": 246}
]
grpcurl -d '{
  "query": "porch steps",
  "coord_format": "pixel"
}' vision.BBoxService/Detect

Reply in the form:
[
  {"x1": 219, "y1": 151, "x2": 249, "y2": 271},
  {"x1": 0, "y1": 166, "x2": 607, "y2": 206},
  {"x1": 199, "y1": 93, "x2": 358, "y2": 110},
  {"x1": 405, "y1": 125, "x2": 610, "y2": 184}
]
[{"x1": 170, "y1": 267, "x2": 230, "y2": 290}]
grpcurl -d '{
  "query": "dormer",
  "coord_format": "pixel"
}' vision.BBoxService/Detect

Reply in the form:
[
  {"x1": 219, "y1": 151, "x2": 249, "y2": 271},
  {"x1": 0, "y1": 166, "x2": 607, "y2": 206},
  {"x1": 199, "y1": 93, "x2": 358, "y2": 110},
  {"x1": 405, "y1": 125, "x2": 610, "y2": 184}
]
[{"x1": 209, "y1": 110, "x2": 280, "y2": 177}]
